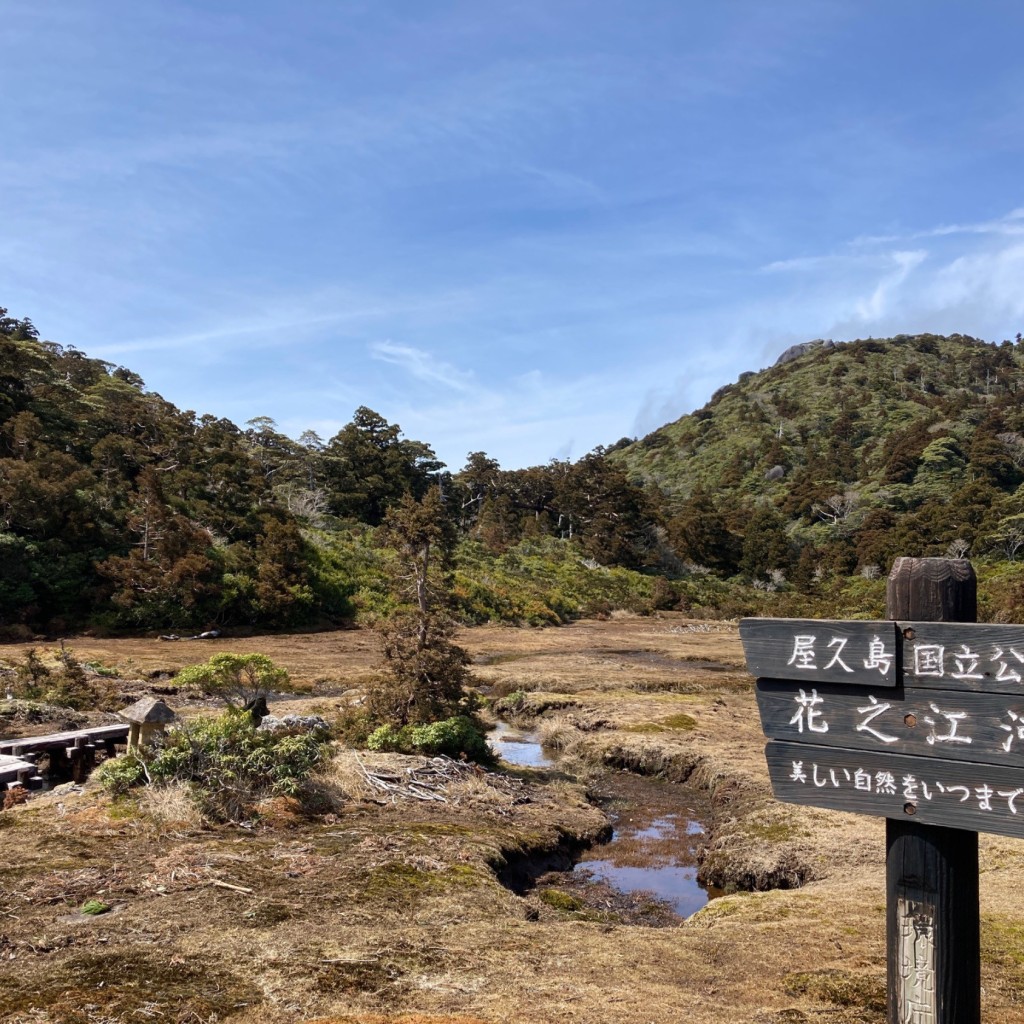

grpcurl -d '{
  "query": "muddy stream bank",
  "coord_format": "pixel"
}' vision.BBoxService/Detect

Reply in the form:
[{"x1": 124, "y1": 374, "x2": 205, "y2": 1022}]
[{"x1": 490, "y1": 721, "x2": 722, "y2": 924}]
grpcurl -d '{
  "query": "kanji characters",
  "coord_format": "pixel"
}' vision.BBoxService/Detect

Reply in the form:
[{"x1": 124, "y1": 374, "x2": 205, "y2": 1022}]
[
  {"x1": 924, "y1": 703, "x2": 972, "y2": 746},
  {"x1": 787, "y1": 635, "x2": 816, "y2": 670},
  {"x1": 1000, "y1": 709, "x2": 1024, "y2": 752},
  {"x1": 992, "y1": 647, "x2": 1024, "y2": 684},
  {"x1": 875, "y1": 771, "x2": 897, "y2": 795},
  {"x1": 789, "y1": 688, "x2": 829, "y2": 733},
  {"x1": 950, "y1": 644, "x2": 984, "y2": 681},
  {"x1": 856, "y1": 695, "x2": 898, "y2": 744},
  {"x1": 914, "y1": 644, "x2": 945, "y2": 678},
  {"x1": 863, "y1": 635, "x2": 893, "y2": 674},
  {"x1": 823, "y1": 637, "x2": 853, "y2": 673}
]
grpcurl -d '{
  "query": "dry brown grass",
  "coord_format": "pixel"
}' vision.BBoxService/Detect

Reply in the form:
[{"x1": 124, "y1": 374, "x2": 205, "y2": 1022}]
[
  {"x1": 3, "y1": 615, "x2": 1024, "y2": 1023},
  {"x1": 137, "y1": 780, "x2": 203, "y2": 830},
  {"x1": 534, "y1": 715, "x2": 583, "y2": 755}
]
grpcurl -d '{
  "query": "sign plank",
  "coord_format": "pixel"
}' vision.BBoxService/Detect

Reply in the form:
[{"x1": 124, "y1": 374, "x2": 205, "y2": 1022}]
[
  {"x1": 766, "y1": 740, "x2": 1024, "y2": 841},
  {"x1": 899, "y1": 621, "x2": 1024, "y2": 695},
  {"x1": 740, "y1": 618, "x2": 900, "y2": 687},
  {"x1": 757, "y1": 680, "x2": 1024, "y2": 767}
]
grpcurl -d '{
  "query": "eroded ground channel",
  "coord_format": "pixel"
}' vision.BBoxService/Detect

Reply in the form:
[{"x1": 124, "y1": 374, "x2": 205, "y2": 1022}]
[
  {"x1": 490, "y1": 720, "x2": 721, "y2": 924},
  {"x1": 4, "y1": 615, "x2": 1024, "y2": 1023}
]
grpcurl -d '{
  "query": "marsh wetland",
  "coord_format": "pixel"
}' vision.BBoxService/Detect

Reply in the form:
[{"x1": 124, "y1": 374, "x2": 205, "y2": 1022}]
[{"x1": 3, "y1": 614, "x2": 1024, "y2": 1023}]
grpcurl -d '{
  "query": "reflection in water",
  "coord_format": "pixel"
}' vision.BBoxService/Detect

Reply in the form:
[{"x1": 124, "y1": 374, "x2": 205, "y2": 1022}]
[
  {"x1": 581, "y1": 861, "x2": 706, "y2": 918},
  {"x1": 488, "y1": 721, "x2": 554, "y2": 768},
  {"x1": 633, "y1": 815, "x2": 678, "y2": 841},
  {"x1": 490, "y1": 722, "x2": 717, "y2": 917}
]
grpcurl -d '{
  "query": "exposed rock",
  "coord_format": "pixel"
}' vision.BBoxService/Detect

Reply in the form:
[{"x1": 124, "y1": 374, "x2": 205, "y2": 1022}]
[
  {"x1": 764, "y1": 464, "x2": 786, "y2": 481},
  {"x1": 774, "y1": 339, "x2": 837, "y2": 367},
  {"x1": 256, "y1": 714, "x2": 330, "y2": 736}
]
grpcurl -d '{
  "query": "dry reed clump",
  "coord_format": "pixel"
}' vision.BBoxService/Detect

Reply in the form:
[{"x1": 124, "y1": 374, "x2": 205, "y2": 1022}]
[
  {"x1": 138, "y1": 781, "x2": 203, "y2": 829},
  {"x1": 535, "y1": 715, "x2": 584, "y2": 755},
  {"x1": 310, "y1": 747, "x2": 379, "y2": 806},
  {"x1": 481, "y1": 676, "x2": 542, "y2": 698}
]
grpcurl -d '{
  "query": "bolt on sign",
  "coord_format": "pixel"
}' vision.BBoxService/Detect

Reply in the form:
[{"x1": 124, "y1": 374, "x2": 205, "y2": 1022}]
[{"x1": 741, "y1": 617, "x2": 1024, "y2": 839}]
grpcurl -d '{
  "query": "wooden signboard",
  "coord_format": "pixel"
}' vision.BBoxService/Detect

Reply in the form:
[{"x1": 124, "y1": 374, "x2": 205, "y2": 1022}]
[
  {"x1": 739, "y1": 618, "x2": 901, "y2": 686},
  {"x1": 741, "y1": 617, "x2": 1024, "y2": 694},
  {"x1": 743, "y1": 624, "x2": 1024, "y2": 834},
  {"x1": 764, "y1": 741, "x2": 1024, "y2": 841},
  {"x1": 741, "y1": 556, "x2": 992, "y2": 1024}
]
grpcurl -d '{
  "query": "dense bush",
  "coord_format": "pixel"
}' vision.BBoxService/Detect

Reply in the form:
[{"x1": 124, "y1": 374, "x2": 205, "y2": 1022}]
[
  {"x1": 366, "y1": 715, "x2": 493, "y2": 764},
  {"x1": 8, "y1": 647, "x2": 118, "y2": 711},
  {"x1": 96, "y1": 711, "x2": 330, "y2": 820},
  {"x1": 175, "y1": 652, "x2": 292, "y2": 709},
  {"x1": 93, "y1": 754, "x2": 146, "y2": 795}
]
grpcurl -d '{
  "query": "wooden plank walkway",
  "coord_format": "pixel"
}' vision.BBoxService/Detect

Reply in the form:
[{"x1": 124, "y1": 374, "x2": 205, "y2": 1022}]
[
  {"x1": 0, "y1": 723, "x2": 128, "y2": 757},
  {"x1": 0, "y1": 724, "x2": 129, "y2": 789},
  {"x1": 0, "y1": 753, "x2": 42, "y2": 789}
]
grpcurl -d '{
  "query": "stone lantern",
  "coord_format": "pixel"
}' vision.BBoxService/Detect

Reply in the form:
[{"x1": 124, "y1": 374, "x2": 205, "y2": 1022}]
[{"x1": 119, "y1": 697, "x2": 176, "y2": 752}]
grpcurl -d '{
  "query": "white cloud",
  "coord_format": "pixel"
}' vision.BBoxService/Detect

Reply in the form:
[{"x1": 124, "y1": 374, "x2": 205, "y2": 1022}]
[
  {"x1": 854, "y1": 249, "x2": 928, "y2": 321},
  {"x1": 369, "y1": 340, "x2": 476, "y2": 392}
]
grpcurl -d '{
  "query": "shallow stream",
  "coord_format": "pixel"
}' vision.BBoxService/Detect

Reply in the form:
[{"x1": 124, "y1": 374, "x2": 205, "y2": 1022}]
[{"x1": 489, "y1": 722, "x2": 719, "y2": 921}]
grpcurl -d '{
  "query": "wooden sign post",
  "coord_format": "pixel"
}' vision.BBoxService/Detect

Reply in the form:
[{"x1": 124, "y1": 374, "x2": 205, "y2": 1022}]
[{"x1": 739, "y1": 557, "x2": 1009, "y2": 1024}]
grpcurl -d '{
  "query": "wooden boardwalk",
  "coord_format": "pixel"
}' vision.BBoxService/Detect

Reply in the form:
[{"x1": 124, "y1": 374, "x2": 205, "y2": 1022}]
[
  {"x1": 0, "y1": 723, "x2": 129, "y2": 789},
  {"x1": 0, "y1": 753, "x2": 40, "y2": 790}
]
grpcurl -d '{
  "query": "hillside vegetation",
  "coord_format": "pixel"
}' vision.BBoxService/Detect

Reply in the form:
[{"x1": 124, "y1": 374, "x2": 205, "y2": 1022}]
[
  {"x1": 0, "y1": 309, "x2": 665, "y2": 634},
  {"x1": 6, "y1": 309, "x2": 1024, "y2": 635},
  {"x1": 613, "y1": 332, "x2": 1024, "y2": 611}
]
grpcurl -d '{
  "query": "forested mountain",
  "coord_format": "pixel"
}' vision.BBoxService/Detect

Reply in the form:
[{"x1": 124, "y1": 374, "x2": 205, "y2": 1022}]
[
  {"x1": 612, "y1": 332, "x2": 1024, "y2": 583},
  {"x1": 0, "y1": 310, "x2": 662, "y2": 633},
  {"x1": 6, "y1": 311, "x2": 1024, "y2": 635}
]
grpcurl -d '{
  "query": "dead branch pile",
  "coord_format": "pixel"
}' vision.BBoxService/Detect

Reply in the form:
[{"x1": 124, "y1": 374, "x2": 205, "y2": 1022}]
[{"x1": 354, "y1": 753, "x2": 526, "y2": 807}]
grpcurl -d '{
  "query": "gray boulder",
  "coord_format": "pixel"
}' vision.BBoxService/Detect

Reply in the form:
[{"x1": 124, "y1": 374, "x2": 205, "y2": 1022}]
[
  {"x1": 774, "y1": 339, "x2": 836, "y2": 367},
  {"x1": 256, "y1": 714, "x2": 330, "y2": 737}
]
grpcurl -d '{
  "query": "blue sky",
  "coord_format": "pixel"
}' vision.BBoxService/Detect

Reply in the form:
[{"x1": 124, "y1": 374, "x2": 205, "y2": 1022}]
[{"x1": 4, "y1": 2, "x2": 1024, "y2": 470}]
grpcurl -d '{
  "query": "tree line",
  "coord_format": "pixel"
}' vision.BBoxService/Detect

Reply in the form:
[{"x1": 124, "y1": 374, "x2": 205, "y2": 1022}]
[{"x1": 0, "y1": 312, "x2": 664, "y2": 633}]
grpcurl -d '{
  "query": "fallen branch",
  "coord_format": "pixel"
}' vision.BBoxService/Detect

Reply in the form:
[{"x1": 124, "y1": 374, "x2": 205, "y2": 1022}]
[{"x1": 208, "y1": 879, "x2": 254, "y2": 895}]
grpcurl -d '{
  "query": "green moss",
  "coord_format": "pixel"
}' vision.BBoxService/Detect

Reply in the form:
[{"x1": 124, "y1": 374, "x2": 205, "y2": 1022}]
[
  {"x1": 0, "y1": 949, "x2": 259, "y2": 1022},
  {"x1": 539, "y1": 888, "x2": 585, "y2": 912},
  {"x1": 742, "y1": 816, "x2": 806, "y2": 843},
  {"x1": 983, "y1": 914, "x2": 1024, "y2": 956},
  {"x1": 361, "y1": 860, "x2": 481, "y2": 903},
  {"x1": 783, "y1": 968, "x2": 885, "y2": 1014},
  {"x1": 660, "y1": 713, "x2": 697, "y2": 730},
  {"x1": 80, "y1": 898, "x2": 111, "y2": 916},
  {"x1": 621, "y1": 722, "x2": 666, "y2": 734}
]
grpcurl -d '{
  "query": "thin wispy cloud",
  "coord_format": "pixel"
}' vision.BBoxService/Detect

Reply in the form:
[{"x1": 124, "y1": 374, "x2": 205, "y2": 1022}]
[
  {"x1": 369, "y1": 341, "x2": 476, "y2": 393},
  {"x1": 4, "y1": 2, "x2": 1024, "y2": 467}
]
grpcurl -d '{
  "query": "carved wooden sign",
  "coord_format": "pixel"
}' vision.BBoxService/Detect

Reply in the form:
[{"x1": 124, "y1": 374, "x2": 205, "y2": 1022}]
[{"x1": 741, "y1": 617, "x2": 1024, "y2": 839}]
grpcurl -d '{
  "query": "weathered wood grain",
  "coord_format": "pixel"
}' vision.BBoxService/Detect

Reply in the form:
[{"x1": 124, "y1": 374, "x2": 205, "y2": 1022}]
[
  {"x1": 0, "y1": 723, "x2": 128, "y2": 756},
  {"x1": 739, "y1": 617, "x2": 900, "y2": 686},
  {"x1": 756, "y1": 680, "x2": 1024, "y2": 767},
  {"x1": 886, "y1": 554, "x2": 979, "y2": 1024},
  {"x1": 898, "y1": 621, "x2": 1024, "y2": 694},
  {"x1": 766, "y1": 740, "x2": 1024, "y2": 840},
  {"x1": 888, "y1": 556, "x2": 976, "y2": 623}
]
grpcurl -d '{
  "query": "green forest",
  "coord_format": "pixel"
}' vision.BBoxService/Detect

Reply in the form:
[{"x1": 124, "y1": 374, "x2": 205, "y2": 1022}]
[{"x1": 5, "y1": 309, "x2": 1024, "y2": 635}]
